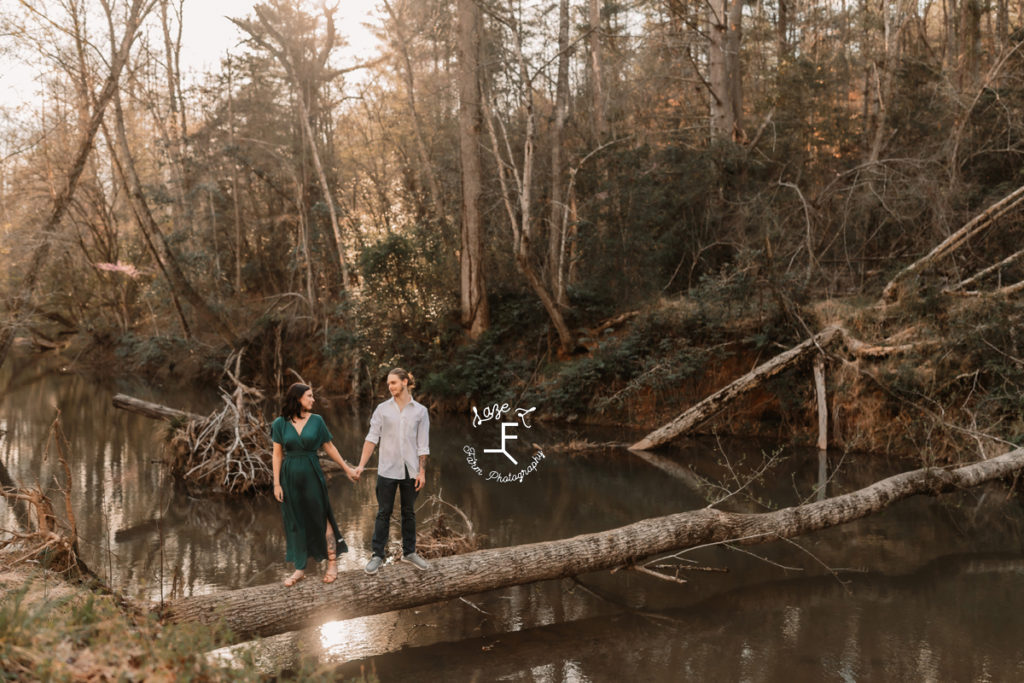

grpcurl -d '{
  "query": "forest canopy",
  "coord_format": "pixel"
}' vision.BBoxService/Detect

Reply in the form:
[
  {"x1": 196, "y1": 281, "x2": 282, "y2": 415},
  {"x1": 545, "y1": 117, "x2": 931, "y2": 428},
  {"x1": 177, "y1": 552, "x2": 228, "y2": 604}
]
[{"x1": 4, "y1": 0, "x2": 1024, "y2": 445}]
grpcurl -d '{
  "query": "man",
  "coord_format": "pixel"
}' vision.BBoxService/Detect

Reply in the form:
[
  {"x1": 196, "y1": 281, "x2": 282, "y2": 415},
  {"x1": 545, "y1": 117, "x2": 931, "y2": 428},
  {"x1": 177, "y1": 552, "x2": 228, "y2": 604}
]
[{"x1": 356, "y1": 367, "x2": 431, "y2": 573}]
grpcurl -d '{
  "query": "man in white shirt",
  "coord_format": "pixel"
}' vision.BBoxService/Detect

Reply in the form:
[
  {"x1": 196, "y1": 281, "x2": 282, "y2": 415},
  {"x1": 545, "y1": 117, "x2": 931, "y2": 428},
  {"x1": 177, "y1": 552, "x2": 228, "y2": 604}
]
[{"x1": 356, "y1": 367, "x2": 431, "y2": 573}]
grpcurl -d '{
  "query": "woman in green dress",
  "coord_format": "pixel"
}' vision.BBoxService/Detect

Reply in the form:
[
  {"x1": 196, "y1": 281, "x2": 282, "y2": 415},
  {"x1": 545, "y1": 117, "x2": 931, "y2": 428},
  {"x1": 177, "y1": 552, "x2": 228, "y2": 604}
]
[{"x1": 272, "y1": 382, "x2": 359, "y2": 586}]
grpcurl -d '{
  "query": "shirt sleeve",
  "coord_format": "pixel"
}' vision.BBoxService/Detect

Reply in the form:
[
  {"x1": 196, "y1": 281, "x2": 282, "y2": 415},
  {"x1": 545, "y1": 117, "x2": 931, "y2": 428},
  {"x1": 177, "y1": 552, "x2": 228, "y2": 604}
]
[
  {"x1": 417, "y1": 407, "x2": 430, "y2": 456},
  {"x1": 271, "y1": 417, "x2": 284, "y2": 444},
  {"x1": 318, "y1": 415, "x2": 334, "y2": 446},
  {"x1": 365, "y1": 405, "x2": 382, "y2": 444}
]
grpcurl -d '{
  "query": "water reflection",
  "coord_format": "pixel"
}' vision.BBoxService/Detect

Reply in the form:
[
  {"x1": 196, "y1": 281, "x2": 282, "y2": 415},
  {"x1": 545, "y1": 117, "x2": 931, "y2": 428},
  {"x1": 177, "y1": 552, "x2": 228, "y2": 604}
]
[
  {"x1": 320, "y1": 553, "x2": 1024, "y2": 682},
  {"x1": 5, "y1": 353, "x2": 1024, "y2": 681}
]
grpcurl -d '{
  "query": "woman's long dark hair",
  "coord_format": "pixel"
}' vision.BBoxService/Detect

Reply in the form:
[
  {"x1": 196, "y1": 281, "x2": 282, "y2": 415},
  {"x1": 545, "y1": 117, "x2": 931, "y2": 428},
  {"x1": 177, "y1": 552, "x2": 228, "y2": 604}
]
[{"x1": 281, "y1": 383, "x2": 311, "y2": 422}]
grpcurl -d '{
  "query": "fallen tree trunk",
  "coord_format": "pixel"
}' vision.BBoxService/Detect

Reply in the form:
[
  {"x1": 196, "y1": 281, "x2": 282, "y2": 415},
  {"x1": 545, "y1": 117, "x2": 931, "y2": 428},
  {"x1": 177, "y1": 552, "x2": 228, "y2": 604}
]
[
  {"x1": 629, "y1": 325, "x2": 842, "y2": 451},
  {"x1": 112, "y1": 394, "x2": 200, "y2": 422},
  {"x1": 881, "y1": 183, "x2": 1024, "y2": 302},
  {"x1": 160, "y1": 446, "x2": 1024, "y2": 644}
]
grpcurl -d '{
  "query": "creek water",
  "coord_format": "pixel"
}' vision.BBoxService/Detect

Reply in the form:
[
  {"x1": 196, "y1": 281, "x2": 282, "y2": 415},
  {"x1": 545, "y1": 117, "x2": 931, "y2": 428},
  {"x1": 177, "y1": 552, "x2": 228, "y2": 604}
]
[{"x1": 3, "y1": 352, "x2": 1024, "y2": 681}]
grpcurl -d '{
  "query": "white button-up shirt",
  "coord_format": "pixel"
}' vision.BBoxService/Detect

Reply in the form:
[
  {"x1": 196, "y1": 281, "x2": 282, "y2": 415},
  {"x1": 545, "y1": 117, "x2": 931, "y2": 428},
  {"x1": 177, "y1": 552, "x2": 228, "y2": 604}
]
[{"x1": 364, "y1": 397, "x2": 430, "y2": 479}]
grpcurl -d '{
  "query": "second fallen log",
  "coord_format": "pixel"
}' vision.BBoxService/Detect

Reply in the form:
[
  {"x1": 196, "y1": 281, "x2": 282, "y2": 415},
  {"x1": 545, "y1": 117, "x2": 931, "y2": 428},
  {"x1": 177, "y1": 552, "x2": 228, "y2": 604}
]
[
  {"x1": 629, "y1": 326, "x2": 842, "y2": 451},
  {"x1": 112, "y1": 394, "x2": 200, "y2": 422}
]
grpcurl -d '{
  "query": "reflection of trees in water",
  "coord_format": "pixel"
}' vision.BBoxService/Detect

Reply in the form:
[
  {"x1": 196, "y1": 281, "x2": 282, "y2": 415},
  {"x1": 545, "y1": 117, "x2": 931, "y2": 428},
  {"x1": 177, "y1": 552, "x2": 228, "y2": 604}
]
[
  {"x1": 0, "y1": 363, "x2": 289, "y2": 599},
  {"x1": 325, "y1": 553, "x2": 1024, "y2": 682},
  {"x1": 111, "y1": 490, "x2": 285, "y2": 601}
]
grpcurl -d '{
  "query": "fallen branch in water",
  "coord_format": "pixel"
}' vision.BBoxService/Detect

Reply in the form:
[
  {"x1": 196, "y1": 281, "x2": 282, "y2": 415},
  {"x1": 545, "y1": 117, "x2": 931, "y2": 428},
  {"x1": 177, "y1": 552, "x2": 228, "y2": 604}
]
[
  {"x1": 413, "y1": 493, "x2": 481, "y2": 560},
  {"x1": 0, "y1": 412, "x2": 91, "y2": 578},
  {"x1": 166, "y1": 351, "x2": 273, "y2": 494}
]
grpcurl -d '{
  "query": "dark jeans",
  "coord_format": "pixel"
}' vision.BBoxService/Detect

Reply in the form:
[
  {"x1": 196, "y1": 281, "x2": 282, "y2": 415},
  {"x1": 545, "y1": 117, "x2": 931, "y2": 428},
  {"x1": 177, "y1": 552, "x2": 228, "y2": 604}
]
[{"x1": 371, "y1": 475, "x2": 418, "y2": 557}]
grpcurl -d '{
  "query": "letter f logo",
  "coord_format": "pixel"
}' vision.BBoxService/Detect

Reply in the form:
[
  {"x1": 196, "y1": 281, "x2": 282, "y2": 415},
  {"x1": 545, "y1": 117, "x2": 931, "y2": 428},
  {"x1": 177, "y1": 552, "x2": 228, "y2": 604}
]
[{"x1": 484, "y1": 422, "x2": 519, "y2": 465}]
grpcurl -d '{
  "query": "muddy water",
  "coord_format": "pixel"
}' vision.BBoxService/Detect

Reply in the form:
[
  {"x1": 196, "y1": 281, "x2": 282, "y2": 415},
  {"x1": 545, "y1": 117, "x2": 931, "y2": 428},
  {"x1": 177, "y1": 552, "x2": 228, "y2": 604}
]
[{"x1": 3, "y1": 353, "x2": 1024, "y2": 681}]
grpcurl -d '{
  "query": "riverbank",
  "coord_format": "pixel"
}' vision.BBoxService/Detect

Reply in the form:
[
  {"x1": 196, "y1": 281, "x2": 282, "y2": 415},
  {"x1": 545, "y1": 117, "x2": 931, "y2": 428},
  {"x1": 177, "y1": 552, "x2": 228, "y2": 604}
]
[
  {"x1": 44, "y1": 285, "x2": 1024, "y2": 464},
  {"x1": 0, "y1": 566, "x2": 246, "y2": 680},
  {"x1": 5, "y1": 345, "x2": 1024, "y2": 680}
]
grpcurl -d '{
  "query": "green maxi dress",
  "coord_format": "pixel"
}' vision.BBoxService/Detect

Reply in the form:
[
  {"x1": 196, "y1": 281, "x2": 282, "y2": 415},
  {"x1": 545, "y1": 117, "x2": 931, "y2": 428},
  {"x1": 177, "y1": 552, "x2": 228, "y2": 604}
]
[{"x1": 271, "y1": 414, "x2": 347, "y2": 570}]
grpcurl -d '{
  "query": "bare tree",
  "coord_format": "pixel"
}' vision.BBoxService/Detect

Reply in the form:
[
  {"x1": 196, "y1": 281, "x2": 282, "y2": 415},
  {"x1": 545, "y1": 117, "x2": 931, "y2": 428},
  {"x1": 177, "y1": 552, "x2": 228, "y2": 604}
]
[
  {"x1": 548, "y1": 0, "x2": 571, "y2": 308},
  {"x1": 0, "y1": 0, "x2": 156, "y2": 372},
  {"x1": 108, "y1": 83, "x2": 236, "y2": 343},
  {"x1": 588, "y1": 0, "x2": 608, "y2": 141},
  {"x1": 232, "y1": 1, "x2": 352, "y2": 290},
  {"x1": 483, "y1": 5, "x2": 575, "y2": 353}
]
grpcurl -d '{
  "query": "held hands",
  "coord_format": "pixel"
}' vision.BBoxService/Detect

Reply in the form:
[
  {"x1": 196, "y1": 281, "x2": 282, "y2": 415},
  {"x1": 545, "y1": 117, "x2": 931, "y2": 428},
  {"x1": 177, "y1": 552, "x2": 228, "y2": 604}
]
[{"x1": 344, "y1": 464, "x2": 360, "y2": 483}]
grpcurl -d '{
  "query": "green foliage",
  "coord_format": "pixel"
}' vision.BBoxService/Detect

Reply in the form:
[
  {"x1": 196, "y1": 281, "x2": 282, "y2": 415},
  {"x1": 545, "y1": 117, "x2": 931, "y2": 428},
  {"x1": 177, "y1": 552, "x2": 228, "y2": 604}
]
[
  {"x1": 415, "y1": 293, "x2": 545, "y2": 404},
  {"x1": 580, "y1": 143, "x2": 731, "y2": 300},
  {"x1": 419, "y1": 335, "x2": 529, "y2": 406},
  {"x1": 531, "y1": 303, "x2": 733, "y2": 417}
]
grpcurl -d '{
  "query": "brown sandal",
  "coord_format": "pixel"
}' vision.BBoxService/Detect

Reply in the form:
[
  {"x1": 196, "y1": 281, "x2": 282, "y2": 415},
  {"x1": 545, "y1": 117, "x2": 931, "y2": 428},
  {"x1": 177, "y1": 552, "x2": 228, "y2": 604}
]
[
  {"x1": 323, "y1": 548, "x2": 338, "y2": 584},
  {"x1": 283, "y1": 570, "x2": 305, "y2": 587}
]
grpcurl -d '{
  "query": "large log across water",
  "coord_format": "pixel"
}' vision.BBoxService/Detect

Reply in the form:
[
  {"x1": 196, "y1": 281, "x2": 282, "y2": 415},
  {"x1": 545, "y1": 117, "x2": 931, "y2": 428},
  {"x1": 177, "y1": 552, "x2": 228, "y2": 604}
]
[{"x1": 160, "y1": 446, "x2": 1024, "y2": 644}]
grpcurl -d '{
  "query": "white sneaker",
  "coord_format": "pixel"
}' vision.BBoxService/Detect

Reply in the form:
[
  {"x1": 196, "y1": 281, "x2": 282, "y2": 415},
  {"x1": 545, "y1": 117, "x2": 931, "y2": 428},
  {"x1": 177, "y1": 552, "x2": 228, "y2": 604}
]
[{"x1": 402, "y1": 552, "x2": 430, "y2": 571}]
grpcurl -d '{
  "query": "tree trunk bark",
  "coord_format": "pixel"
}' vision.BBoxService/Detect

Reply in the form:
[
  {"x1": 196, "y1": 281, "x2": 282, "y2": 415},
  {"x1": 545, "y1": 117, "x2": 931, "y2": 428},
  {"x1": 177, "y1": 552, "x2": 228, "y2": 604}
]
[
  {"x1": 588, "y1": 0, "x2": 607, "y2": 141},
  {"x1": 630, "y1": 326, "x2": 843, "y2": 451},
  {"x1": 707, "y1": 0, "x2": 744, "y2": 141},
  {"x1": 813, "y1": 355, "x2": 828, "y2": 451},
  {"x1": 161, "y1": 446, "x2": 1024, "y2": 644},
  {"x1": 456, "y1": 0, "x2": 489, "y2": 339},
  {"x1": 549, "y1": 0, "x2": 570, "y2": 308},
  {"x1": 0, "y1": 0, "x2": 150, "y2": 372}
]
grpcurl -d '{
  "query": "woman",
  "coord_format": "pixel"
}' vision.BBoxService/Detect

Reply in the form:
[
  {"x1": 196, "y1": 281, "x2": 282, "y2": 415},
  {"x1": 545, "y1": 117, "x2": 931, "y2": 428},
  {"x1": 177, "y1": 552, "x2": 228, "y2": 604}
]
[{"x1": 272, "y1": 382, "x2": 358, "y2": 586}]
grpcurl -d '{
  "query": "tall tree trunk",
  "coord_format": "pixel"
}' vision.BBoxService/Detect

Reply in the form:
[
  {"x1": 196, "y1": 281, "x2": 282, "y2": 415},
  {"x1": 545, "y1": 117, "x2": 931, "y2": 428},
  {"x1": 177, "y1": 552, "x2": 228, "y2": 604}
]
[
  {"x1": 158, "y1": 0, "x2": 189, "y2": 222},
  {"x1": 548, "y1": 0, "x2": 570, "y2": 308},
  {"x1": 162, "y1": 446, "x2": 1024, "y2": 643},
  {"x1": 961, "y1": 0, "x2": 982, "y2": 85},
  {"x1": 588, "y1": 0, "x2": 608, "y2": 141},
  {"x1": 226, "y1": 61, "x2": 244, "y2": 294},
  {"x1": 707, "y1": 0, "x2": 744, "y2": 141},
  {"x1": 0, "y1": 0, "x2": 152, "y2": 373},
  {"x1": 777, "y1": 0, "x2": 789, "y2": 65},
  {"x1": 457, "y1": 0, "x2": 489, "y2": 338},
  {"x1": 996, "y1": 0, "x2": 1009, "y2": 49}
]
